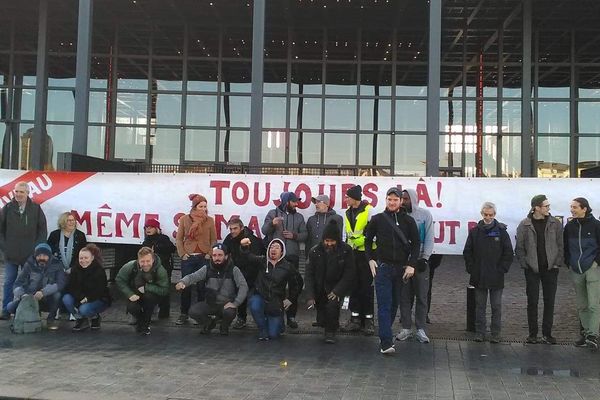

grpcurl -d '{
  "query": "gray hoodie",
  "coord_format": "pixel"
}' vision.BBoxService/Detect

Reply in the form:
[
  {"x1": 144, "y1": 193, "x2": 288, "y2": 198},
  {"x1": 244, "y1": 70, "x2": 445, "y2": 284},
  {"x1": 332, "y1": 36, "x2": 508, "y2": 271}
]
[
  {"x1": 305, "y1": 209, "x2": 343, "y2": 252},
  {"x1": 261, "y1": 196, "x2": 307, "y2": 258},
  {"x1": 403, "y1": 188, "x2": 434, "y2": 260}
]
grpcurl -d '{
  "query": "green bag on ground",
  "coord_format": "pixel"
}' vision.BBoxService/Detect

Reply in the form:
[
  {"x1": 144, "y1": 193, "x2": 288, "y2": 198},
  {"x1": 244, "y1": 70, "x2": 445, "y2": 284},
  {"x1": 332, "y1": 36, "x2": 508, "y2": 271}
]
[{"x1": 11, "y1": 295, "x2": 42, "y2": 334}]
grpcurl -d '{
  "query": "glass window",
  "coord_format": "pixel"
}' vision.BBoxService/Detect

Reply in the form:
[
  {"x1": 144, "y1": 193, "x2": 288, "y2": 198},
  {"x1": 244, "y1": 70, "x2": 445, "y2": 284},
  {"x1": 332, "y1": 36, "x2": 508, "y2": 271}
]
[
  {"x1": 396, "y1": 100, "x2": 426, "y2": 131},
  {"x1": 187, "y1": 61, "x2": 218, "y2": 92},
  {"x1": 358, "y1": 133, "x2": 391, "y2": 166},
  {"x1": 290, "y1": 98, "x2": 321, "y2": 130},
  {"x1": 222, "y1": 62, "x2": 252, "y2": 93},
  {"x1": 289, "y1": 131, "x2": 320, "y2": 164},
  {"x1": 482, "y1": 135, "x2": 498, "y2": 177},
  {"x1": 262, "y1": 130, "x2": 286, "y2": 163},
  {"x1": 483, "y1": 101, "x2": 498, "y2": 133},
  {"x1": 579, "y1": 102, "x2": 600, "y2": 134},
  {"x1": 439, "y1": 134, "x2": 463, "y2": 170},
  {"x1": 263, "y1": 97, "x2": 287, "y2": 129},
  {"x1": 20, "y1": 89, "x2": 36, "y2": 121},
  {"x1": 116, "y1": 92, "x2": 147, "y2": 124},
  {"x1": 185, "y1": 129, "x2": 217, "y2": 161},
  {"x1": 291, "y1": 63, "x2": 322, "y2": 95},
  {"x1": 538, "y1": 87, "x2": 569, "y2": 99},
  {"x1": 117, "y1": 59, "x2": 148, "y2": 90},
  {"x1": 47, "y1": 90, "x2": 75, "y2": 122},
  {"x1": 89, "y1": 92, "x2": 108, "y2": 124},
  {"x1": 152, "y1": 128, "x2": 180, "y2": 164},
  {"x1": 325, "y1": 29, "x2": 357, "y2": 61},
  {"x1": 537, "y1": 137, "x2": 570, "y2": 177},
  {"x1": 219, "y1": 130, "x2": 249, "y2": 163},
  {"x1": 360, "y1": 99, "x2": 391, "y2": 131},
  {"x1": 291, "y1": 29, "x2": 323, "y2": 61},
  {"x1": 220, "y1": 96, "x2": 250, "y2": 128},
  {"x1": 115, "y1": 126, "x2": 146, "y2": 160},
  {"x1": 154, "y1": 59, "x2": 183, "y2": 91},
  {"x1": 87, "y1": 125, "x2": 106, "y2": 159},
  {"x1": 538, "y1": 102, "x2": 569, "y2": 134},
  {"x1": 394, "y1": 135, "x2": 426, "y2": 176},
  {"x1": 325, "y1": 99, "x2": 356, "y2": 130},
  {"x1": 502, "y1": 101, "x2": 522, "y2": 133},
  {"x1": 398, "y1": 85, "x2": 427, "y2": 97},
  {"x1": 501, "y1": 136, "x2": 521, "y2": 177},
  {"x1": 325, "y1": 64, "x2": 357, "y2": 95},
  {"x1": 154, "y1": 94, "x2": 182, "y2": 126},
  {"x1": 264, "y1": 62, "x2": 287, "y2": 94},
  {"x1": 324, "y1": 132, "x2": 356, "y2": 165},
  {"x1": 361, "y1": 64, "x2": 392, "y2": 96},
  {"x1": 48, "y1": 77, "x2": 75, "y2": 88},
  {"x1": 187, "y1": 95, "x2": 217, "y2": 127},
  {"x1": 579, "y1": 137, "x2": 600, "y2": 168},
  {"x1": 440, "y1": 99, "x2": 463, "y2": 133},
  {"x1": 188, "y1": 29, "x2": 219, "y2": 58},
  {"x1": 46, "y1": 124, "x2": 73, "y2": 169}
]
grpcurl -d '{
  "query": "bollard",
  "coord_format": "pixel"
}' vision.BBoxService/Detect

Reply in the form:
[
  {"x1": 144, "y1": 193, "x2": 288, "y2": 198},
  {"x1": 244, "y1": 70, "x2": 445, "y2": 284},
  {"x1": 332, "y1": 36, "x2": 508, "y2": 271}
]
[{"x1": 466, "y1": 285, "x2": 476, "y2": 332}]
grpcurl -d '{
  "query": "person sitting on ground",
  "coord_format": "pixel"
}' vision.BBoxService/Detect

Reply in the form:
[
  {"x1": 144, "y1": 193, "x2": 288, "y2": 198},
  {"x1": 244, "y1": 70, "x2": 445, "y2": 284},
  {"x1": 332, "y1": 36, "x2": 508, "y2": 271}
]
[
  {"x1": 116, "y1": 246, "x2": 169, "y2": 335},
  {"x1": 7, "y1": 243, "x2": 65, "y2": 330},
  {"x1": 62, "y1": 244, "x2": 111, "y2": 332},
  {"x1": 175, "y1": 243, "x2": 248, "y2": 335}
]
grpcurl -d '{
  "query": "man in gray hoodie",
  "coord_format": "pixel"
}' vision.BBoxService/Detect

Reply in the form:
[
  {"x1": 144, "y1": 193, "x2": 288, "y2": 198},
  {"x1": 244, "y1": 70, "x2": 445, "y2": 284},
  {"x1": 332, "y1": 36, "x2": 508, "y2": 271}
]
[
  {"x1": 396, "y1": 188, "x2": 434, "y2": 344},
  {"x1": 262, "y1": 191, "x2": 307, "y2": 328}
]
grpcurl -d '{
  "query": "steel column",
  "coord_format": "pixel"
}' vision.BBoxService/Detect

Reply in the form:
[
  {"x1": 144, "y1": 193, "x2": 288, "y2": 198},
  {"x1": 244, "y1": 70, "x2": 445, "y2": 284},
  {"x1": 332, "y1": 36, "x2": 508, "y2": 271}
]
[
  {"x1": 521, "y1": 0, "x2": 533, "y2": 177},
  {"x1": 249, "y1": 0, "x2": 265, "y2": 171},
  {"x1": 73, "y1": 0, "x2": 94, "y2": 155},
  {"x1": 426, "y1": 0, "x2": 442, "y2": 177},
  {"x1": 32, "y1": 0, "x2": 49, "y2": 170}
]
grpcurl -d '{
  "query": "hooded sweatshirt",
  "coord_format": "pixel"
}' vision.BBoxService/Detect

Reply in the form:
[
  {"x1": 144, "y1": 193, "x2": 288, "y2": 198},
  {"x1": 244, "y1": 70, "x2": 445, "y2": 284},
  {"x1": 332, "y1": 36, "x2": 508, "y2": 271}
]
[
  {"x1": 306, "y1": 208, "x2": 343, "y2": 252},
  {"x1": 403, "y1": 189, "x2": 434, "y2": 260},
  {"x1": 261, "y1": 193, "x2": 307, "y2": 258}
]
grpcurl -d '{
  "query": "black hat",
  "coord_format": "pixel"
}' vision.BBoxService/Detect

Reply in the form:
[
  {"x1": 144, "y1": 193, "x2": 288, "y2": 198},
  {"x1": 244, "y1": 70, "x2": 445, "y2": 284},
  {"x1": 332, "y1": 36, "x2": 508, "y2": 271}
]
[
  {"x1": 386, "y1": 187, "x2": 402, "y2": 197},
  {"x1": 530, "y1": 194, "x2": 547, "y2": 208},
  {"x1": 346, "y1": 185, "x2": 362, "y2": 201},
  {"x1": 322, "y1": 220, "x2": 340, "y2": 242},
  {"x1": 212, "y1": 242, "x2": 229, "y2": 254}
]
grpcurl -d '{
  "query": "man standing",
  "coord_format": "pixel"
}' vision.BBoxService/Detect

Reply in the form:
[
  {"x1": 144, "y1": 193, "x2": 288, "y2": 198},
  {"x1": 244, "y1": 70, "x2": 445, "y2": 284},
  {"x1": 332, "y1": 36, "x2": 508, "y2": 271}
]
[
  {"x1": 463, "y1": 202, "x2": 514, "y2": 343},
  {"x1": 515, "y1": 195, "x2": 563, "y2": 345},
  {"x1": 305, "y1": 220, "x2": 355, "y2": 343},
  {"x1": 0, "y1": 181, "x2": 47, "y2": 319},
  {"x1": 175, "y1": 243, "x2": 248, "y2": 336},
  {"x1": 365, "y1": 187, "x2": 420, "y2": 354},
  {"x1": 341, "y1": 185, "x2": 377, "y2": 335},
  {"x1": 306, "y1": 195, "x2": 343, "y2": 252},
  {"x1": 564, "y1": 197, "x2": 600, "y2": 350},
  {"x1": 262, "y1": 191, "x2": 307, "y2": 329},
  {"x1": 396, "y1": 189, "x2": 434, "y2": 344},
  {"x1": 223, "y1": 217, "x2": 264, "y2": 329},
  {"x1": 116, "y1": 247, "x2": 169, "y2": 335}
]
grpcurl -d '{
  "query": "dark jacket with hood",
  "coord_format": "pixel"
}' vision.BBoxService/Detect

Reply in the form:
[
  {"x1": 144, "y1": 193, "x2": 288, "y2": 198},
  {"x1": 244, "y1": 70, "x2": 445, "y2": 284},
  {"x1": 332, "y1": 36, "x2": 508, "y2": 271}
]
[
  {"x1": 306, "y1": 209, "x2": 343, "y2": 252},
  {"x1": 0, "y1": 197, "x2": 47, "y2": 265},
  {"x1": 13, "y1": 255, "x2": 66, "y2": 298},
  {"x1": 261, "y1": 193, "x2": 307, "y2": 258},
  {"x1": 223, "y1": 226, "x2": 264, "y2": 286},
  {"x1": 47, "y1": 229, "x2": 88, "y2": 272},
  {"x1": 241, "y1": 238, "x2": 300, "y2": 306},
  {"x1": 142, "y1": 233, "x2": 177, "y2": 271},
  {"x1": 116, "y1": 255, "x2": 169, "y2": 298},
  {"x1": 364, "y1": 208, "x2": 421, "y2": 268},
  {"x1": 563, "y1": 213, "x2": 600, "y2": 274},
  {"x1": 305, "y1": 241, "x2": 355, "y2": 300},
  {"x1": 463, "y1": 219, "x2": 514, "y2": 289},
  {"x1": 66, "y1": 260, "x2": 111, "y2": 305}
]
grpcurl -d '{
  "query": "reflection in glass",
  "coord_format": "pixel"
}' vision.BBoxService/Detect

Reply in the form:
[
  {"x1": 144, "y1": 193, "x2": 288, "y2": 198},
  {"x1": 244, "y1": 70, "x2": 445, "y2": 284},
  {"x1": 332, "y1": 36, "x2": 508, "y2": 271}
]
[
  {"x1": 152, "y1": 128, "x2": 180, "y2": 164},
  {"x1": 502, "y1": 101, "x2": 522, "y2": 133},
  {"x1": 115, "y1": 126, "x2": 146, "y2": 160},
  {"x1": 361, "y1": 64, "x2": 392, "y2": 96},
  {"x1": 187, "y1": 61, "x2": 218, "y2": 92},
  {"x1": 396, "y1": 100, "x2": 426, "y2": 131},
  {"x1": 538, "y1": 87, "x2": 569, "y2": 98},
  {"x1": 47, "y1": 90, "x2": 75, "y2": 122},
  {"x1": 222, "y1": 62, "x2": 252, "y2": 93},
  {"x1": 20, "y1": 89, "x2": 36, "y2": 121},
  {"x1": 483, "y1": 101, "x2": 498, "y2": 132},
  {"x1": 440, "y1": 99, "x2": 463, "y2": 132},
  {"x1": 291, "y1": 131, "x2": 321, "y2": 164},
  {"x1": 187, "y1": 95, "x2": 217, "y2": 127},
  {"x1": 325, "y1": 64, "x2": 357, "y2": 95},
  {"x1": 89, "y1": 92, "x2": 108, "y2": 123},
  {"x1": 219, "y1": 130, "x2": 249, "y2": 163},
  {"x1": 537, "y1": 137, "x2": 569, "y2": 177},
  {"x1": 579, "y1": 103, "x2": 600, "y2": 133},
  {"x1": 185, "y1": 129, "x2": 216, "y2": 161},
  {"x1": 501, "y1": 136, "x2": 521, "y2": 177},
  {"x1": 394, "y1": 135, "x2": 426, "y2": 176},
  {"x1": 116, "y1": 92, "x2": 147, "y2": 123},
  {"x1": 398, "y1": 86, "x2": 427, "y2": 96},
  {"x1": 48, "y1": 78, "x2": 75, "y2": 88},
  {"x1": 578, "y1": 137, "x2": 600, "y2": 169},
  {"x1": 538, "y1": 102, "x2": 569, "y2": 134},
  {"x1": 155, "y1": 94, "x2": 182, "y2": 125},
  {"x1": 154, "y1": 59, "x2": 183, "y2": 91},
  {"x1": 325, "y1": 99, "x2": 356, "y2": 130},
  {"x1": 360, "y1": 100, "x2": 391, "y2": 131},
  {"x1": 291, "y1": 63, "x2": 322, "y2": 95},
  {"x1": 482, "y1": 135, "x2": 498, "y2": 177},
  {"x1": 263, "y1": 97, "x2": 287, "y2": 129},
  {"x1": 46, "y1": 124, "x2": 73, "y2": 169},
  {"x1": 324, "y1": 132, "x2": 356, "y2": 165},
  {"x1": 358, "y1": 134, "x2": 391, "y2": 166},
  {"x1": 262, "y1": 130, "x2": 286, "y2": 163},
  {"x1": 220, "y1": 96, "x2": 251, "y2": 128},
  {"x1": 290, "y1": 98, "x2": 321, "y2": 129},
  {"x1": 264, "y1": 62, "x2": 287, "y2": 94},
  {"x1": 87, "y1": 125, "x2": 106, "y2": 158}
]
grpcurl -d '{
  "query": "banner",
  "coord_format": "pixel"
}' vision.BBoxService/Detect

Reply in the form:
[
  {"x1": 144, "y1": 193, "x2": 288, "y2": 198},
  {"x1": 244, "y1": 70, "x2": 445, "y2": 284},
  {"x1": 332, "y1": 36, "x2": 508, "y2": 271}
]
[{"x1": 0, "y1": 169, "x2": 596, "y2": 254}]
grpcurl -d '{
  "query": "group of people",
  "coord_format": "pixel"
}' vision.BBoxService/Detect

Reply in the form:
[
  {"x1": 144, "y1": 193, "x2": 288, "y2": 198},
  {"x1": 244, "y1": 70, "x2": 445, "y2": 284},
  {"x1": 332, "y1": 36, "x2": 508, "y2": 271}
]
[{"x1": 0, "y1": 180, "x2": 599, "y2": 355}]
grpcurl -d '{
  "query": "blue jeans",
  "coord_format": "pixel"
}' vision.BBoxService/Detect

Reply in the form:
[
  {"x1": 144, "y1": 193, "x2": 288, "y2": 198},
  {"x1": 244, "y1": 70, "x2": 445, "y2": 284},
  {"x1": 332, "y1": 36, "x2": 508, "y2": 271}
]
[
  {"x1": 375, "y1": 263, "x2": 400, "y2": 346},
  {"x1": 249, "y1": 294, "x2": 283, "y2": 339},
  {"x1": 2, "y1": 262, "x2": 19, "y2": 313},
  {"x1": 7, "y1": 292, "x2": 61, "y2": 321},
  {"x1": 62, "y1": 294, "x2": 109, "y2": 318},
  {"x1": 180, "y1": 255, "x2": 206, "y2": 314}
]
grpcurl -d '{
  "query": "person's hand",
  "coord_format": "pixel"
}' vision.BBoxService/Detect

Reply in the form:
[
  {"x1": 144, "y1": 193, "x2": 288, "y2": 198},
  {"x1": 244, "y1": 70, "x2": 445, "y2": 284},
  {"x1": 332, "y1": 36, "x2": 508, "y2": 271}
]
[
  {"x1": 65, "y1": 268, "x2": 71, "y2": 275},
  {"x1": 128, "y1": 294, "x2": 140, "y2": 302},
  {"x1": 175, "y1": 282, "x2": 186, "y2": 291},
  {"x1": 205, "y1": 253, "x2": 211, "y2": 260},
  {"x1": 282, "y1": 230, "x2": 295, "y2": 239},
  {"x1": 33, "y1": 291, "x2": 44, "y2": 301},
  {"x1": 137, "y1": 286, "x2": 145, "y2": 294},
  {"x1": 369, "y1": 260, "x2": 378, "y2": 277},
  {"x1": 327, "y1": 292, "x2": 339, "y2": 302},
  {"x1": 182, "y1": 254, "x2": 190, "y2": 261},
  {"x1": 402, "y1": 266, "x2": 415, "y2": 281},
  {"x1": 223, "y1": 302, "x2": 237, "y2": 310},
  {"x1": 273, "y1": 216, "x2": 283, "y2": 226},
  {"x1": 240, "y1": 238, "x2": 251, "y2": 247},
  {"x1": 80, "y1": 297, "x2": 88, "y2": 304},
  {"x1": 283, "y1": 299, "x2": 292, "y2": 310},
  {"x1": 306, "y1": 298, "x2": 316, "y2": 309}
]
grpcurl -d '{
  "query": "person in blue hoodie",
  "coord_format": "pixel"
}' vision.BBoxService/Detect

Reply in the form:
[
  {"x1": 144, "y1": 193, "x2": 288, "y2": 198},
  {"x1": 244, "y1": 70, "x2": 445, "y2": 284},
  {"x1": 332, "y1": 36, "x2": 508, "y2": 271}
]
[{"x1": 564, "y1": 197, "x2": 600, "y2": 350}]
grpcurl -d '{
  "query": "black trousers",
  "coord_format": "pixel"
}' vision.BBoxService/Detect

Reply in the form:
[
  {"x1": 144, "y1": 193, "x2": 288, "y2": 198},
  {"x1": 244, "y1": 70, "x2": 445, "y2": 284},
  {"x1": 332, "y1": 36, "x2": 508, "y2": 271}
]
[
  {"x1": 525, "y1": 268, "x2": 558, "y2": 337},
  {"x1": 285, "y1": 254, "x2": 304, "y2": 321},
  {"x1": 127, "y1": 292, "x2": 162, "y2": 329},
  {"x1": 189, "y1": 301, "x2": 237, "y2": 329},
  {"x1": 427, "y1": 254, "x2": 443, "y2": 314},
  {"x1": 158, "y1": 266, "x2": 173, "y2": 317},
  {"x1": 348, "y1": 250, "x2": 374, "y2": 318},
  {"x1": 315, "y1": 294, "x2": 342, "y2": 333}
]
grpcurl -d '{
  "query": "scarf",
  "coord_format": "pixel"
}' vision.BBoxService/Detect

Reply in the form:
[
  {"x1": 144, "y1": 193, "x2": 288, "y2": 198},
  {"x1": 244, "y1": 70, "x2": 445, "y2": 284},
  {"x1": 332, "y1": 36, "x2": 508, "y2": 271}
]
[
  {"x1": 59, "y1": 231, "x2": 75, "y2": 270},
  {"x1": 187, "y1": 209, "x2": 208, "y2": 240}
]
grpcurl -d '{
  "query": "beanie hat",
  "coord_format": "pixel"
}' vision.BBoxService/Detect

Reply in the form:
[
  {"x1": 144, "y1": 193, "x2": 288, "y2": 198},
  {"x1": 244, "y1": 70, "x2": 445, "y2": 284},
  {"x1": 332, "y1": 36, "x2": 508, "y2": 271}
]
[
  {"x1": 322, "y1": 220, "x2": 340, "y2": 242},
  {"x1": 346, "y1": 185, "x2": 362, "y2": 201},
  {"x1": 530, "y1": 194, "x2": 548, "y2": 209},
  {"x1": 34, "y1": 243, "x2": 52, "y2": 258},
  {"x1": 212, "y1": 242, "x2": 229, "y2": 254},
  {"x1": 189, "y1": 193, "x2": 207, "y2": 208},
  {"x1": 144, "y1": 218, "x2": 161, "y2": 230}
]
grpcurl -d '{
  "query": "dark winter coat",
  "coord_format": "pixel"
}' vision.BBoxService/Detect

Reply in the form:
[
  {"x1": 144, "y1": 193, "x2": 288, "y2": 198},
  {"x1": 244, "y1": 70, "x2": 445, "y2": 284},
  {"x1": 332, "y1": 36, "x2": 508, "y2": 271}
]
[
  {"x1": 305, "y1": 209, "x2": 344, "y2": 252},
  {"x1": 116, "y1": 255, "x2": 169, "y2": 298},
  {"x1": 66, "y1": 260, "x2": 111, "y2": 305},
  {"x1": 463, "y1": 220, "x2": 514, "y2": 289},
  {"x1": 563, "y1": 214, "x2": 600, "y2": 274},
  {"x1": 0, "y1": 198, "x2": 47, "y2": 265},
  {"x1": 142, "y1": 233, "x2": 177, "y2": 272},
  {"x1": 13, "y1": 255, "x2": 66, "y2": 297},
  {"x1": 305, "y1": 242, "x2": 355, "y2": 300},
  {"x1": 47, "y1": 229, "x2": 88, "y2": 271},
  {"x1": 223, "y1": 226, "x2": 264, "y2": 286}
]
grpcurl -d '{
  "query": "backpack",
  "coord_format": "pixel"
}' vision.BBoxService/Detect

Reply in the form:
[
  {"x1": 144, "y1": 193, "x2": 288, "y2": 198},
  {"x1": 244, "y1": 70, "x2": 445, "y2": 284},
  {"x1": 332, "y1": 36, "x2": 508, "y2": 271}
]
[{"x1": 11, "y1": 295, "x2": 42, "y2": 334}]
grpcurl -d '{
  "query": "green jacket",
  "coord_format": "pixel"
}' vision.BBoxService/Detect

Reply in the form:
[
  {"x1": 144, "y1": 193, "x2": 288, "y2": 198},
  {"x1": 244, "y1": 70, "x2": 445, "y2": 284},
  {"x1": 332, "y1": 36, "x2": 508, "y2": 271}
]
[{"x1": 116, "y1": 255, "x2": 169, "y2": 298}]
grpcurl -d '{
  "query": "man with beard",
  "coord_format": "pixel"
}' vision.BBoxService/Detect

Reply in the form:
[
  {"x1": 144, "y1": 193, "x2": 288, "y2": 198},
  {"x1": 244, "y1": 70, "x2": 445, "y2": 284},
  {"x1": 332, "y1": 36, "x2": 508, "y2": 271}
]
[
  {"x1": 306, "y1": 195, "x2": 343, "y2": 252},
  {"x1": 176, "y1": 243, "x2": 248, "y2": 335},
  {"x1": 305, "y1": 220, "x2": 355, "y2": 343},
  {"x1": 8, "y1": 243, "x2": 65, "y2": 330},
  {"x1": 222, "y1": 217, "x2": 264, "y2": 329},
  {"x1": 262, "y1": 191, "x2": 307, "y2": 329}
]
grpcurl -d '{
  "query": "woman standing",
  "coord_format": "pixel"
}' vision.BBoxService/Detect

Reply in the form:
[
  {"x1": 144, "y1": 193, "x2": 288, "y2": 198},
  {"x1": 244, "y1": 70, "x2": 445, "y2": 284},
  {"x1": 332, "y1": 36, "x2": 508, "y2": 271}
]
[
  {"x1": 47, "y1": 212, "x2": 87, "y2": 274},
  {"x1": 175, "y1": 194, "x2": 216, "y2": 325},
  {"x1": 62, "y1": 244, "x2": 111, "y2": 332}
]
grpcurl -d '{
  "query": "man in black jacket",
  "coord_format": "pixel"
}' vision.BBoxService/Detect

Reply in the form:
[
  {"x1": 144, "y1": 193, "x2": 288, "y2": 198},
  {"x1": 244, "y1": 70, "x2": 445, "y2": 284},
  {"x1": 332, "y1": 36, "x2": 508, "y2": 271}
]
[
  {"x1": 364, "y1": 187, "x2": 421, "y2": 354},
  {"x1": 305, "y1": 220, "x2": 355, "y2": 343}
]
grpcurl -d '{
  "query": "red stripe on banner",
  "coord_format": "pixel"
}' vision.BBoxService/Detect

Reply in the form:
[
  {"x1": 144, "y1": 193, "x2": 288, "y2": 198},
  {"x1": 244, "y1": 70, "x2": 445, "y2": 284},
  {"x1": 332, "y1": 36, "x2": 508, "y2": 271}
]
[{"x1": 0, "y1": 171, "x2": 95, "y2": 207}]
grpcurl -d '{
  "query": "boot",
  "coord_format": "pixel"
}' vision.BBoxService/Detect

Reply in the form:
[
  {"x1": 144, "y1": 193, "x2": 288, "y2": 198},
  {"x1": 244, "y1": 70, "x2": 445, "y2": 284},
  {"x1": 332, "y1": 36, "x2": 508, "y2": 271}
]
[
  {"x1": 341, "y1": 316, "x2": 361, "y2": 332},
  {"x1": 363, "y1": 318, "x2": 375, "y2": 336}
]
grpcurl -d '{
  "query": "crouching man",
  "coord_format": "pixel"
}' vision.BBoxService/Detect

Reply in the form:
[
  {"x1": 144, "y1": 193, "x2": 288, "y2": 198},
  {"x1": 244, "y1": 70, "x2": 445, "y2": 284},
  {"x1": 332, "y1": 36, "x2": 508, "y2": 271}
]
[
  {"x1": 116, "y1": 246, "x2": 169, "y2": 335},
  {"x1": 305, "y1": 220, "x2": 355, "y2": 343},
  {"x1": 175, "y1": 243, "x2": 248, "y2": 335}
]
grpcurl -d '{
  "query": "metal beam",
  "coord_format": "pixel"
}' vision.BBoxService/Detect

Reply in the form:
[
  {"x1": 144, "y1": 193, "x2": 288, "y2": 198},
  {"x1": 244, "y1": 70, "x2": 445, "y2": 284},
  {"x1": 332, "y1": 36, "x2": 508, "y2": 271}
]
[
  {"x1": 521, "y1": 0, "x2": 533, "y2": 177},
  {"x1": 73, "y1": 0, "x2": 94, "y2": 155},
  {"x1": 32, "y1": 0, "x2": 49, "y2": 170},
  {"x1": 426, "y1": 0, "x2": 441, "y2": 177},
  {"x1": 249, "y1": 0, "x2": 265, "y2": 171}
]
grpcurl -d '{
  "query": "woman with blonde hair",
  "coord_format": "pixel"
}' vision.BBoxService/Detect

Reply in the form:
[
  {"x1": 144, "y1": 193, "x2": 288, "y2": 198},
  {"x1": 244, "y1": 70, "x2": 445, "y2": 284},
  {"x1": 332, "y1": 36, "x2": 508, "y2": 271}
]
[{"x1": 47, "y1": 211, "x2": 87, "y2": 274}]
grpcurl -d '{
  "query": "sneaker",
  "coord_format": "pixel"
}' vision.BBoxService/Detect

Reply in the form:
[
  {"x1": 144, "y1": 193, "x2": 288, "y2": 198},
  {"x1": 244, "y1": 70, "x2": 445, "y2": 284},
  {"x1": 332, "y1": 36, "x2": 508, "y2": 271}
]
[
  {"x1": 139, "y1": 326, "x2": 151, "y2": 336},
  {"x1": 47, "y1": 320, "x2": 59, "y2": 331},
  {"x1": 526, "y1": 335, "x2": 537, "y2": 344},
  {"x1": 539, "y1": 335, "x2": 556, "y2": 345},
  {"x1": 258, "y1": 330, "x2": 269, "y2": 341},
  {"x1": 72, "y1": 318, "x2": 89, "y2": 332},
  {"x1": 363, "y1": 318, "x2": 375, "y2": 336},
  {"x1": 175, "y1": 314, "x2": 189, "y2": 325},
  {"x1": 574, "y1": 336, "x2": 588, "y2": 347},
  {"x1": 287, "y1": 318, "x2": 299, "y2": 329},
  {"x1": 395, "y1": 328, "x2": 413, "y2": 341},
  {"x1": 380, "y1": 343, "x2": 395, "y2": 354},
  {"x1": 341, "y1": 317, "x2": 362, "y2": 332},
  {"x1": 490, "y1": 334, "x2": 501, "y2": 344},
  {"x1": 585, "y1": 335, "x2": 598, "y2": 350},
  {"x1": 474, "y1": 333, "x2": 485, "y2": 342},
  {"x1": 324, "y1": 332, "x2": 336, "y2": 344},
  {"x1": 416, "y1": 329, "x2": 430, "y2": 343},
  {"x1": 232, "y1": 318, "x2": 247, "y2": 329},
  {"x1": 69, "y1": 313, "x2": 76, "y2": 321},
  {"x1": 90, "y1": 315, "x2": 101, "y2": 330}
]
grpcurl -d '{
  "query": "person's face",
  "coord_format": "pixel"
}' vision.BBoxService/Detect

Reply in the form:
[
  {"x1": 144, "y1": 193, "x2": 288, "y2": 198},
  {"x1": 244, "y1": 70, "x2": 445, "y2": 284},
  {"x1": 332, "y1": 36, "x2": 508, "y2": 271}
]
[
  {"x1": 65, "y1": 215, "x2": 77, "y2": 231},
  {"x1": 269, "y1": 242, "x2": 283, "y2": 260},
  {"x1": 144, "y1": 226, "x2": 158, "y2": 236},
  {"x1": 401, "y1": 192, "x2": 412, "y2": 210},
  {"x1": 386, "y1": 194, "x2": 401, "y2": 212},
  {"x1": 481, "y1": 208, "x2": 496, "y2": 224},
  {"x1": 345, "y1": 196, "x2": 360, "y2": 208},
  {"x1": 229, "y1": 224, "x2": 242, "y2": 238},
  {"x1": 79, "y1": 250, "x2": 94, "y2": 268},
  {"x1": 571, "y1": 201, "x2": 587, "y2": 218},
  {"x1": 323, "y1": 238, "x2": 337, "y2": 251},
  {"x1": 195, "y1": 201, "x2": 208, "y2": 214},
  {"x1": 287, "y1": 201, "x2": 298, "y2": 212},
  {"x1": 138, "y1": 254, "x2": 154, "y2": 272},
  {"x1": 36, "y1": 253, "x2": 49, "y2": 266},
  {"x1": 314, "y1": 200, "x2": 328, "y2": 213},
  {"x1": 535, "y1": 200, "x2": 551, "y2": 217},
  {"x1": 14, "y1": 185, "x2": 28, "y2": 204},
  {"x1": 211, "y1": 249, "x2": 227, "y2": 265}
]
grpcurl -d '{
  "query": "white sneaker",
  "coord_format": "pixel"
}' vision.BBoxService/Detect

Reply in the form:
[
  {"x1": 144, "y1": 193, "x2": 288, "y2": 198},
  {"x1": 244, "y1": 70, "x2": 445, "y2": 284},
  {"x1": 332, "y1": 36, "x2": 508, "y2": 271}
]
[
  {"x1": 380, "y1": 344, "x2": 396, "y2": 354},
  {"x1": 416, "y1": 329, "x2": 430, "y2": 343},
  {"x1": 395, "y1": 328, "x2": 413, "y2": 341}
]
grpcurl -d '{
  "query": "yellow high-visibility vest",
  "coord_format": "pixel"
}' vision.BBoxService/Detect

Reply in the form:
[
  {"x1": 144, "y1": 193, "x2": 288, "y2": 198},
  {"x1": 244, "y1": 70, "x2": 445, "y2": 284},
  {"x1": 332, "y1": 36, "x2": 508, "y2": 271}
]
[{"x1": 344, "y1": 204, "x2": 376, "y2": 251}]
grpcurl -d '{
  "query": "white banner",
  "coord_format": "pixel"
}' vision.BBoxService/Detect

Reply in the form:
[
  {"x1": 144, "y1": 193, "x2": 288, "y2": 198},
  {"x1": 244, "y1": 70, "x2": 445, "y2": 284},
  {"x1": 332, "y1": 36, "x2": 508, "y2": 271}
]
[{"x1": 0, "y1": 169, "x2": 596, "y2": 254}]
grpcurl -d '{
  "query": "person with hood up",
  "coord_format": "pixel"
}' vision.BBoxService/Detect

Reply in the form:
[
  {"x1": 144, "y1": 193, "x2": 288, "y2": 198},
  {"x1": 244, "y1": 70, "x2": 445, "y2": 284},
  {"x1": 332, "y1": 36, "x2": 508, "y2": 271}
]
[
  {"x1": 7, "y1": 243, "x2": 65, "y2": 330},
  {"x1": 305, "y1": 220, "x2": 355, "y2": 343},
  {"x1": 396, "y1": 188, "x2": 435, "y2": 344},
  {"x1": 116, "y1": 246, "x2": 169, "y2": 335},
  {"x1": 563, "y1": 197, "x2": 600, "y2": 350},
  {"x1": 240, "y1": 237, "x2": 300, "y2": 340},
  {"x1": 175, "y1": 243, "x2": 248, "y2": 335},
  {"x1": 223, "y1": 217, "x2": 264, "y2": 329},
  {"x1": 515, "y1": 195, "x2": 563, "y2": 345},
  {"x1": 261, "y1": 191, "x2": 307, "y2": 329},
  {"x1": 463, "y1": 202, "x2": 514, "y2": 343},
  {"x1": 306, "y1": 195, "x2": 343, "y2": 252}
]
